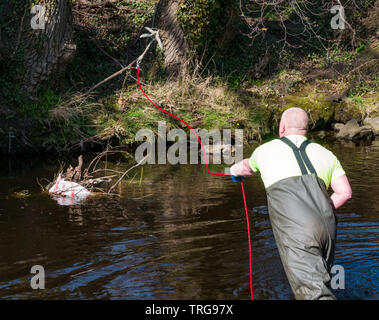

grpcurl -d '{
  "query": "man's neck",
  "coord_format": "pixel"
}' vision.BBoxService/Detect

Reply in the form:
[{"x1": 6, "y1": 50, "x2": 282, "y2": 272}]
[
  {"x1": 284, "y1": 134, "x2": 307, "y2": 137},
  {"x1": 283, "y1": 130, "x2": 307, "y2": 137}
]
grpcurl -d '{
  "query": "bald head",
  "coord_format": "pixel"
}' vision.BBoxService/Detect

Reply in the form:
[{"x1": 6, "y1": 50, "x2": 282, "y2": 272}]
[{"x1": 279, "y1": 107, "x2": 309, "y2": 137}]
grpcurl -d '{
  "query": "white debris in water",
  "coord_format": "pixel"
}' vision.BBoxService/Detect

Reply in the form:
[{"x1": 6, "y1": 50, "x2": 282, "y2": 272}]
[{"x1": 48, "y1": 174, "x2": 91, "y2": 206}]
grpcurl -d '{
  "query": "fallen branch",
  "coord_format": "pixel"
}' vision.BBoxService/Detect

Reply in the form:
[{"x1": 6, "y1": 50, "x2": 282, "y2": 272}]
[{"x1": 85, "y1": 59, "x2": 137, "y2": 95}]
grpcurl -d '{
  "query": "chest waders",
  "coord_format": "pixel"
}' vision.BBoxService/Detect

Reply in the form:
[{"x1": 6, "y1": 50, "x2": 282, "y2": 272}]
[{"x1": 266, "y1": 137, "x2": 337, "y2": 300}]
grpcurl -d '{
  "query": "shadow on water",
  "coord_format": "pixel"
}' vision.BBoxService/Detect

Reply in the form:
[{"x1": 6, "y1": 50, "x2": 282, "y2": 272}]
[{"x1": 0, "y1": 139, "x2": 378, "y2": 299}]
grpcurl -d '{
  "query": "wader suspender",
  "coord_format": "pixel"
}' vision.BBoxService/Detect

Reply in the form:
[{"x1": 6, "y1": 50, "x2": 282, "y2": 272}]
[{"x1": 280, "y1": 137, "x2": 317, "y2": 175}]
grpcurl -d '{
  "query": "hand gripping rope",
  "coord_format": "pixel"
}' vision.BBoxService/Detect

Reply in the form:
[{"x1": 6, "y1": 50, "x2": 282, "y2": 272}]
[{"x1": 133, "y1": 64, "x2": 254, "y2": 300}]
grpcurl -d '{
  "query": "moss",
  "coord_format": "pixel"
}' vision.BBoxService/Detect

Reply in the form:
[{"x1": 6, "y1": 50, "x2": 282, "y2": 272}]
[
  {"x1": 284, "y1": 93, "x2": 336, "y2": 128},
  {"x1": 363, "y1": 93, "x2": 379, "y2": 117},
  {"x1": 334, "y1": 100, "x2": 365, "y2": 123}
]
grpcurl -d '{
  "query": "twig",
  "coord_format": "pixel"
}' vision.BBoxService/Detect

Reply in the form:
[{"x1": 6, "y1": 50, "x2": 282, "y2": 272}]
[
  {"x1": 139, "y1": 167, "x2": 143, "y2": 186},
  {"x1": 108, "y1": 156, "x2": 148, "y2": 194},
  {"x1": 71, "y1": 268, "x2": 95, "y2": 278},
  {"x1": 91, "y1": 168, "x2": 125, "y2": 175},
  {"x1": 128, "y1": 171, "x2": 139, "y2": 185},
  {"x1": 129, "y1": 193, "x2": 154, "y2": 200},
  {"x1": 94, "y1": 40, "x2": 125, "y2": 69},
  {"x1": 85, "y1": 59, "x2": 137, "y2": 95},
  {"x1": 346, "y1": 59, "x2": 378, "y2": 77},
  {"x1": 83, "y1": 149, "x2": 129, "y2": 178},
  {"x1": 36, "y1": 177, "x2": 48, "y2": 192}
]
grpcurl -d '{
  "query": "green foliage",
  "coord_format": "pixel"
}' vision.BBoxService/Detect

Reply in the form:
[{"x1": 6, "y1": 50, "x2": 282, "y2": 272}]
[
  {"x1": 62, "y1": 115, "x2": 92, "y2": 138},
  {"x1": 350, "y1": 96, "x2": 365, "y2": 104},
  {"x1": 227, "y1": 75, "x2": 245, "y2": 89},
  {"x1": 178, "y1": 0, "x2": 242, "y2": 67},
  {"x1": 355, "y1": 42, "x2": 367, "y2": 53},
  {"x1": 20, "y1": 89, "x2": 61, "y2": 118},
  {"x1": 199, "y1": 108, "x2": 230, "y2": 129}
]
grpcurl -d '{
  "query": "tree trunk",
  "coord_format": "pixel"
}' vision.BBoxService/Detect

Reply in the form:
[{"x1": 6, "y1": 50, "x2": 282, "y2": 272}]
[
  {"x1": 23, "y1": 0, "x2": 76, "y2": 98},
  {"x1": 157, "y1": 0, "x2": 188, "y2": 77}
]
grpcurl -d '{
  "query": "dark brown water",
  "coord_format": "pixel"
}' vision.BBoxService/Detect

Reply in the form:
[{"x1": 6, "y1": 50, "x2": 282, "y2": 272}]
[{"x1": 0, "y1": 139, "x2": 378, "y2": 300}]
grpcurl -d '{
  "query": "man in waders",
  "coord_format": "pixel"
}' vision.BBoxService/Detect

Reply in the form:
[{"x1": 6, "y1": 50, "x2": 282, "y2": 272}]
[{"x1": 230, "y1": 107, "x2": 352, "y2": 300}]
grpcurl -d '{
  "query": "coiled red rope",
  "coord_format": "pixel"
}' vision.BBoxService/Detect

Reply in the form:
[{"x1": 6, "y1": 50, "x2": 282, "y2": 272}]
[{"x1": 135, "y1": 67, "x2": 254, "y2": 300}]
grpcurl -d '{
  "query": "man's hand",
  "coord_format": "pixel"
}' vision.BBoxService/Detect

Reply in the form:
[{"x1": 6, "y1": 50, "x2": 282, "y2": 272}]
[
  {"x1": 231, "y1": 175, "x2": 243, "y2": 182},
  {"x1": 230, "y1": 158, "x2": 256, "y2": 182}
]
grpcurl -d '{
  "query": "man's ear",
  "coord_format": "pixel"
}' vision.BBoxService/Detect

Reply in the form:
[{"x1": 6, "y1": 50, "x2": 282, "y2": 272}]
[{"x1": 279, "y1": 121, "x2": 286, "y2": 137}]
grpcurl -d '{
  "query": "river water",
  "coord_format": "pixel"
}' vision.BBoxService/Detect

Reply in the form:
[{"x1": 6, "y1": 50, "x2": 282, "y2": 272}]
[{"x1": 0, "y1": 138, "x2": 378, "y2": 300}]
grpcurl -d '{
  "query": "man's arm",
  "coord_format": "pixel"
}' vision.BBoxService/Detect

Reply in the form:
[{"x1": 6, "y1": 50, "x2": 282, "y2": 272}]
[
  {"x1": 230, "y1": 159, "x2": 255, "y2": 177},
  {"x1": 330, "y1": 174, "x2": 352, "y2": 209}
]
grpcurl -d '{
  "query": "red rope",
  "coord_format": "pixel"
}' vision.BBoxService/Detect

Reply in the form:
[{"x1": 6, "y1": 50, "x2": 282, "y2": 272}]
[
  {"x1": 240, "y1": 180, "x2": 254, "y2": 300},
  {"x1": 135, "y1": 67, "x2": 254, "y2": 300}
]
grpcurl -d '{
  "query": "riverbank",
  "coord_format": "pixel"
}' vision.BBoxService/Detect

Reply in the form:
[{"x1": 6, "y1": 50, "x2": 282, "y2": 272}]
[
  {"x1": 2, "y1": 41, "x2": 378, "y2": 155},
  {"x1": 1, "y1": 1, "x2": 378, "y2": 155}
]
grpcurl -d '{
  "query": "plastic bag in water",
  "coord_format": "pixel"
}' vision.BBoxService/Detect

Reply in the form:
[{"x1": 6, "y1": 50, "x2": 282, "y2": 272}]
[{"x1": 48, "y1": 175, "x2": 90, "y2": 205}]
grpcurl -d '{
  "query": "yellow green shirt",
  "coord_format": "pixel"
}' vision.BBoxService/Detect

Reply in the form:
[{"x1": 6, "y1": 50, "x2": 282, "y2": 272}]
[{"x1": 249, "y1": 135, "x2": 346, "y2": 189}]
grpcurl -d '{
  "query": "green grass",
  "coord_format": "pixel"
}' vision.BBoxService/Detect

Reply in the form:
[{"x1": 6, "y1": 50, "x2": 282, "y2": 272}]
[{"x1": 20, "y1": 89, "x2": 61, "y2": 118}]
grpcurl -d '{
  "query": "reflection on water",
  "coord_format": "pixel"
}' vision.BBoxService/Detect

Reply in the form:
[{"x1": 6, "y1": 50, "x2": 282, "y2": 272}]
[{"x1": 0, "y1": 139, "x2": 378, "y2": 299}]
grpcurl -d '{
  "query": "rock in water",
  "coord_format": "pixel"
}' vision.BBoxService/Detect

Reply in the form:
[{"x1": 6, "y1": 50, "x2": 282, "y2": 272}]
[
  {"x1": 336, "y1": 119, "x2": 361, "y2": 140},
  {"x1": 363, "y1": 117, "x2": 379, "y2": 135},
  {"x1": 332, "y1": 123, "x2": 345, "y2": 132},
  {"x1": 353, "y1": 125, "x2": 374, "y2": 141},
  {"x1": 336, "y1": 119, "x2": 374, "y2": 141}
]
